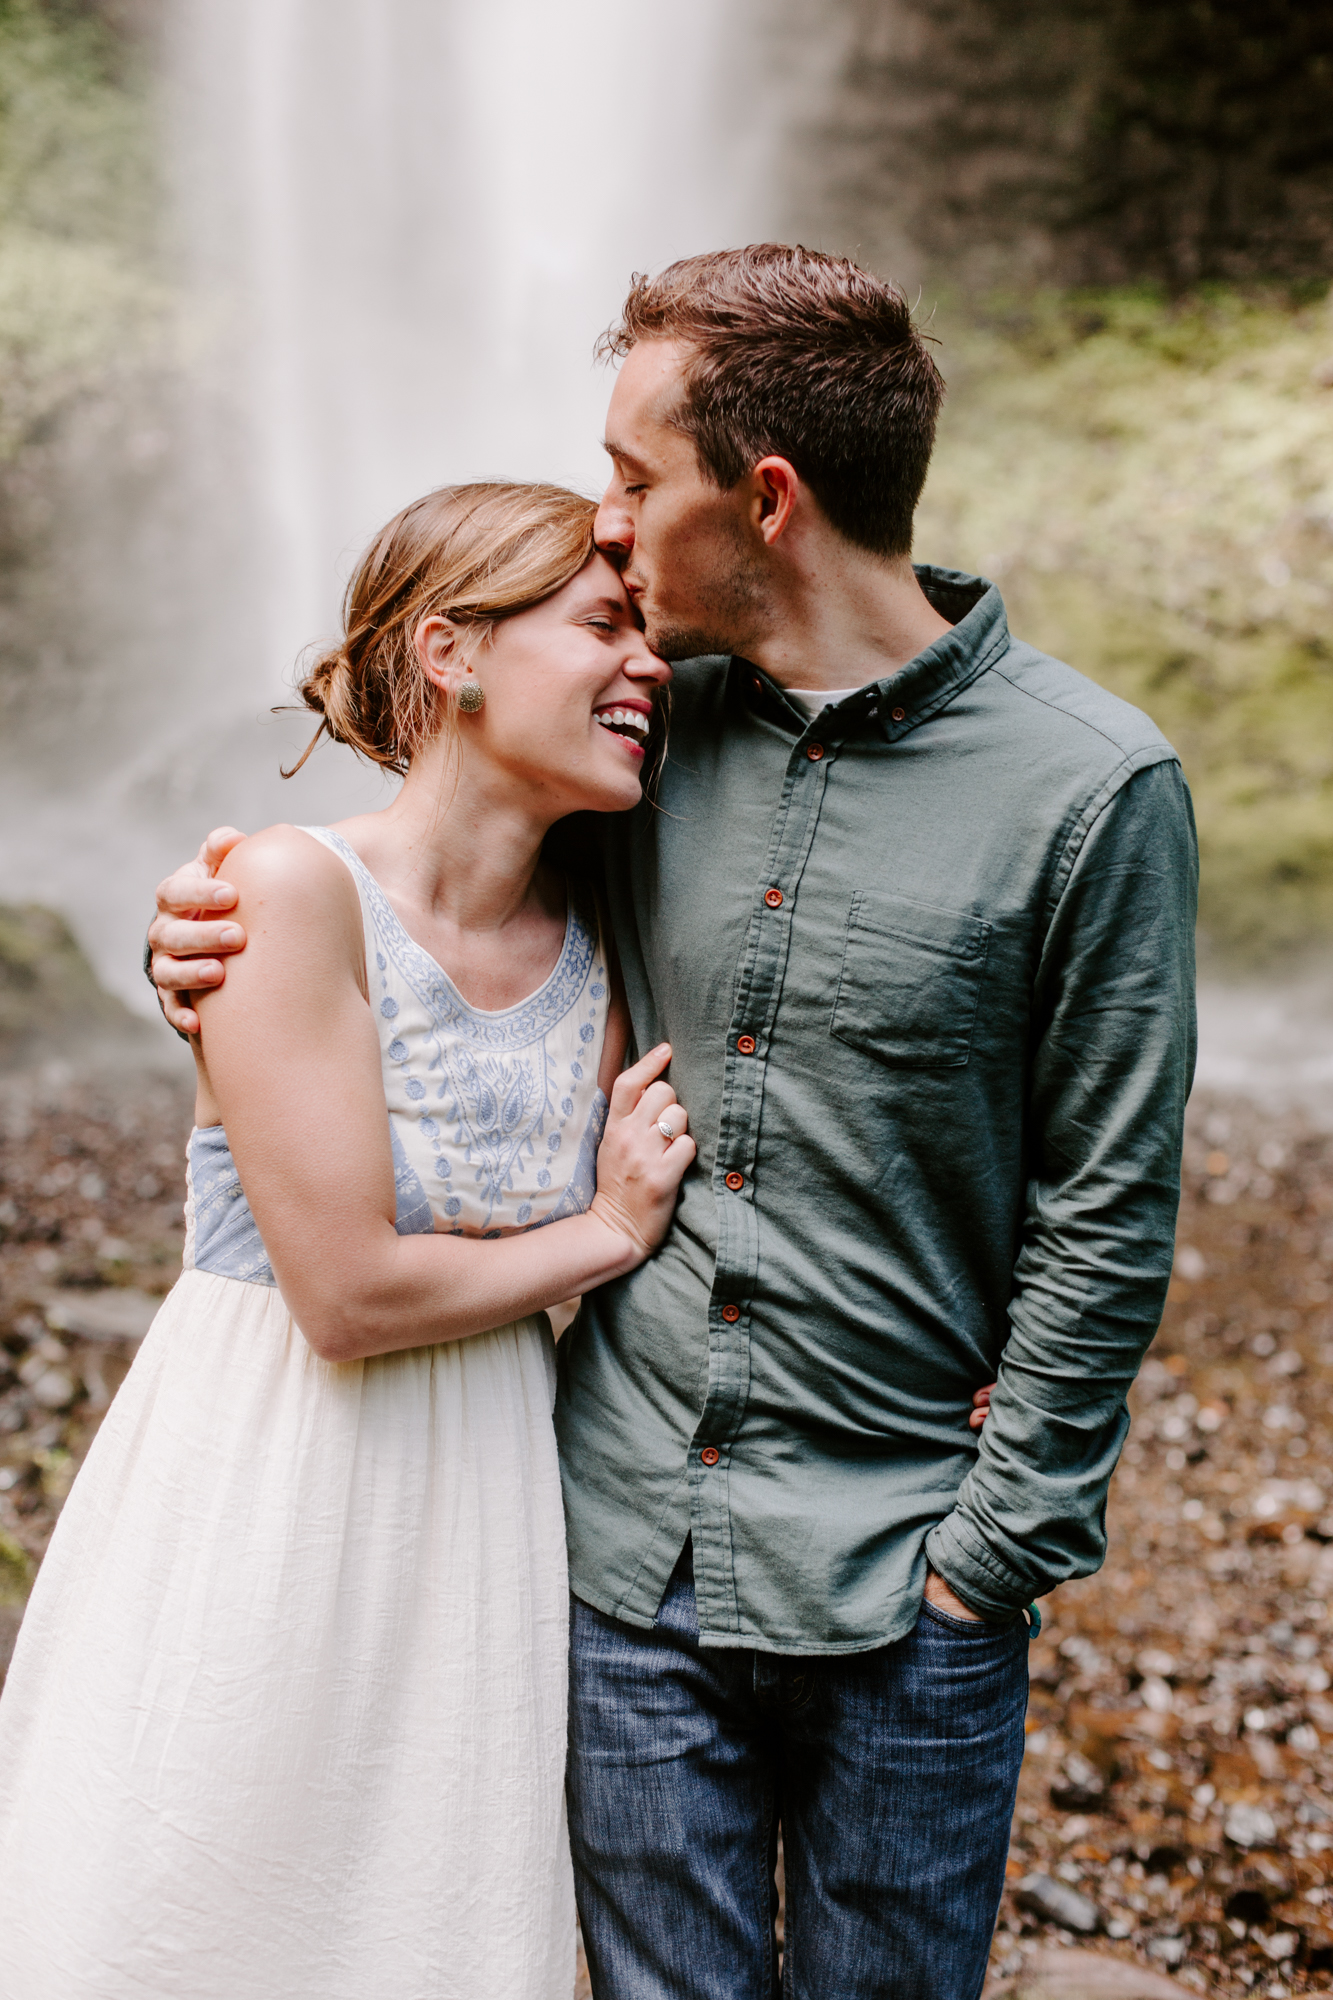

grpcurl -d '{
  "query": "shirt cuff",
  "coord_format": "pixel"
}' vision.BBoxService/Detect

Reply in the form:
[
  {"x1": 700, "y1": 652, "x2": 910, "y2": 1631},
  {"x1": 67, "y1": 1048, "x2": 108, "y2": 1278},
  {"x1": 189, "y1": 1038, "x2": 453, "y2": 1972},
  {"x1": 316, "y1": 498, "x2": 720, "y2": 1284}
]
[{"x1": 924, "y1": 1511, "x2": 1040, "y2": 1624}]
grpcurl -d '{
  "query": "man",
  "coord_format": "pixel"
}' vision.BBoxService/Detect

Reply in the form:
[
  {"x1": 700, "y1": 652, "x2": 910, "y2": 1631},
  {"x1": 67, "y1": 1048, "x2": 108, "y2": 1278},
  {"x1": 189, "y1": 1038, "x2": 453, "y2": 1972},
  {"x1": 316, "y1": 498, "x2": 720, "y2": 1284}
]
[{"x1": 150, "y1": 244, "x2": 1197, "y2": 1999}]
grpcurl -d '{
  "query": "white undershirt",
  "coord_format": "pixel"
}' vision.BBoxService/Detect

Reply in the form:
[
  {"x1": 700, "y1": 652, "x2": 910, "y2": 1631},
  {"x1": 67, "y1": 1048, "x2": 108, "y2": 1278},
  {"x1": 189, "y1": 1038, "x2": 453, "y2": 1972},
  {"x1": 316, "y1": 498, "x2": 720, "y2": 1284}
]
[{"x1": 784, "y1": 685, "x2": 867, "y2": 719}]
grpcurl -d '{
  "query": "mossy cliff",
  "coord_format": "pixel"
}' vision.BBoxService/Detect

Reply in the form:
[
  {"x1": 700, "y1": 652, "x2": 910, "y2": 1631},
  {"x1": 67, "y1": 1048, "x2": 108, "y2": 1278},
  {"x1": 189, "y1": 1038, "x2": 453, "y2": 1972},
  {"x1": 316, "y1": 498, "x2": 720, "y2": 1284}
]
[
  {"x1": 0, "y1": 901, "x2": 160, "y2": 1068},
  {"x1": 0, "y1": 0, "x2": 164, "y2": 466},
  {"x1": 921, "y1": 285, "x2": 1333, "y2": 961}
]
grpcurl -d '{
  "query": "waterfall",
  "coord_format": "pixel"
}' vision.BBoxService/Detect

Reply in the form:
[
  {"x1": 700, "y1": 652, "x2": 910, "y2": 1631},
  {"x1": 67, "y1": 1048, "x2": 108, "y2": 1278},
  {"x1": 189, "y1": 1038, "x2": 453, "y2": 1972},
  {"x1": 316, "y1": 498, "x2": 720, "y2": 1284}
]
[{"x1": 0, "y1": 0, "x2": 784, "y2": 1012}]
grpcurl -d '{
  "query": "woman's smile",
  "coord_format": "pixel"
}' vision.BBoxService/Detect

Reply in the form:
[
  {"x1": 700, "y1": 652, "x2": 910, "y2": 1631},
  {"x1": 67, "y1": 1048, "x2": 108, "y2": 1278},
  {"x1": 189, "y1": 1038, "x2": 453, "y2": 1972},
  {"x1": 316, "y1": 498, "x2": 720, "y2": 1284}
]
[{"x1": 592, "y1": 696, "x2": 653, "y2": 760}]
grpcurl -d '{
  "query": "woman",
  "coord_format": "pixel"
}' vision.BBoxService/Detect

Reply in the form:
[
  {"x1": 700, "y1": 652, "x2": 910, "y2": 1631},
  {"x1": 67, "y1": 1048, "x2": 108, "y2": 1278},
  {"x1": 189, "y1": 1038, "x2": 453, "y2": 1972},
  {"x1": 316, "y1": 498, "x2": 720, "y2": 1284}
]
[{"x1": 0, "y1": 482, "x2": 694, "y2": 1998}]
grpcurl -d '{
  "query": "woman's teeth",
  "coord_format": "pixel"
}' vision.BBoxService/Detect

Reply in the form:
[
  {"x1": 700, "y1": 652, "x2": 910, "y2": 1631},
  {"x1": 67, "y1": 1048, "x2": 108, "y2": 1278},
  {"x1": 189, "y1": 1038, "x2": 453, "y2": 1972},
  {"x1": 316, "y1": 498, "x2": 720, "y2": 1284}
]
[{"x1": 595, "y1": 707, "x2": 649, "y2": 738}]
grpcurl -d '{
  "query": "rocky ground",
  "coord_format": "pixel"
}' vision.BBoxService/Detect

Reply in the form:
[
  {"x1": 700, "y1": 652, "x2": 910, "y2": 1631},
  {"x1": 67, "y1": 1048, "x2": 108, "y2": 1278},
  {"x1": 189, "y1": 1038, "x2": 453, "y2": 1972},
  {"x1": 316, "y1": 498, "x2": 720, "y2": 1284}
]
[
  {"x1": 992, "y1": 1091, "x2": 1333, "y2": 1996},
  {"x1": 1, "y1": 1057, "x2": 1331, "y2": 1998},
  {"x1": 0, "y1": 1058, "x2": 191, "y2": 1659}
]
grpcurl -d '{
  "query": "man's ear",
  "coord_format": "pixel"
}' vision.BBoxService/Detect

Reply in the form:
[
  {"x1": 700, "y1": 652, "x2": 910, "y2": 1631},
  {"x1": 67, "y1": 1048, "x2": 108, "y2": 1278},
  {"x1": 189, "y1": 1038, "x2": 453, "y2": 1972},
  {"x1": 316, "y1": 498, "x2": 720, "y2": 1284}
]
[
  {"x1": 414, "y1": 616, "x2": 463, "y2": 696},
  {"x1": 749, "y1": 456, "x2": 800, "y2": 547}
]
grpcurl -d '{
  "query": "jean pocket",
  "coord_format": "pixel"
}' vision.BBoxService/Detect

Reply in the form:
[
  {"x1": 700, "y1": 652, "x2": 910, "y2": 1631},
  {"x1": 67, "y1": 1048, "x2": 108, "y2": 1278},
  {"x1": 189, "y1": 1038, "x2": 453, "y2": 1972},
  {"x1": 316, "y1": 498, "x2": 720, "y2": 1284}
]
[
  {"x1": 830, "y1": 891, "x2": 991, "y2": 1070},
  {"x1": 918, "y1": 1599, "x2": 1015, "y2": 1638}
]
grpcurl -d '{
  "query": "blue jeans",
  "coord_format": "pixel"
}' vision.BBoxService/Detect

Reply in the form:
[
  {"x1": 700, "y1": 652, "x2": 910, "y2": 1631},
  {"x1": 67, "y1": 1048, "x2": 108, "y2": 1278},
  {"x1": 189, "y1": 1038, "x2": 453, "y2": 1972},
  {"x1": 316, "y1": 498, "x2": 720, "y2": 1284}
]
[{"x1": 567, "y1": 1542, "x2": 1029, "y2": 2000}]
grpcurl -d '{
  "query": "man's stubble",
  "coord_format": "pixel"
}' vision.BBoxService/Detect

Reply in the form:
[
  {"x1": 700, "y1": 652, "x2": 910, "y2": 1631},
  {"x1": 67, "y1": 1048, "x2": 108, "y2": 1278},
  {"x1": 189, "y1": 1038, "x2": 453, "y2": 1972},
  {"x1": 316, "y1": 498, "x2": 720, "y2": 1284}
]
[{"x1": 640, "y1": 513, "x2": 772, "y2": 665}]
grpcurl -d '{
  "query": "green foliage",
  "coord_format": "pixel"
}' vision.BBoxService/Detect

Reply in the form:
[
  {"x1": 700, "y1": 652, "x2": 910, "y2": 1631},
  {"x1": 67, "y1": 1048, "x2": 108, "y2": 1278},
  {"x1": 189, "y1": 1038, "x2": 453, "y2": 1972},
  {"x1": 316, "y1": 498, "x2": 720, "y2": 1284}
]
[
  {"x1": 0, "y1": 1525, "x2": 31, "y2": 1604},
  {"x1": 0, "y1": 0, "x2": 164, "y2": 458},
  {"x1": 920, "y1": 285, "x2": 1333, "y2": 961}
]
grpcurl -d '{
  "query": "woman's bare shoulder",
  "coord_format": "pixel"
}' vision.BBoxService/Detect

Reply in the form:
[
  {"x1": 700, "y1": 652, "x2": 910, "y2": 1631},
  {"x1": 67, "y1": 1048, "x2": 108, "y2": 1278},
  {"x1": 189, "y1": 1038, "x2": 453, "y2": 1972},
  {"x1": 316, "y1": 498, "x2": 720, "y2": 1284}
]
[
  {"x1": 206, "y1": 825, "x2": 364, "y2": 972},
  {"x1": 223, "y1": 824, "x2": 350, "y2": 905}
]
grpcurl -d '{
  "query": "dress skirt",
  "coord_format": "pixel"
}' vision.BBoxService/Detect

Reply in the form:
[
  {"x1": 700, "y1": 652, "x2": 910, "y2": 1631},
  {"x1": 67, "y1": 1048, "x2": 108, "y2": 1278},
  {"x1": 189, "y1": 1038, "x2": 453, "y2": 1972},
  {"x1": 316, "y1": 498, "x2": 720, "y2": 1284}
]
[{"x1": 0, "y1": 1268, "x2": 575, "y2": 1999}]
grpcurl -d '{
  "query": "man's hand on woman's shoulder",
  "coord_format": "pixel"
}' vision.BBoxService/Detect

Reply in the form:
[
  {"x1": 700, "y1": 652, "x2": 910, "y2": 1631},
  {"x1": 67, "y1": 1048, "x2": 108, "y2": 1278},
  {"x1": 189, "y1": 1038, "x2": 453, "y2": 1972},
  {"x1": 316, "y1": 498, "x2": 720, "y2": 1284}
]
[{"x1": 148, "y1": 826, "x2": 250, "y2": 1034}]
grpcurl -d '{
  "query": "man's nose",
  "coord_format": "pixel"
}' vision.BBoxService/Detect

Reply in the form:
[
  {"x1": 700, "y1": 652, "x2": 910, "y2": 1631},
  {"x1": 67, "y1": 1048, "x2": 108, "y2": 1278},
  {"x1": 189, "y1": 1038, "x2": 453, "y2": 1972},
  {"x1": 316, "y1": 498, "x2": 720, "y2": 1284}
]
[{"x1": 594, "y1": 487, "x2": 633, "y2": 559}]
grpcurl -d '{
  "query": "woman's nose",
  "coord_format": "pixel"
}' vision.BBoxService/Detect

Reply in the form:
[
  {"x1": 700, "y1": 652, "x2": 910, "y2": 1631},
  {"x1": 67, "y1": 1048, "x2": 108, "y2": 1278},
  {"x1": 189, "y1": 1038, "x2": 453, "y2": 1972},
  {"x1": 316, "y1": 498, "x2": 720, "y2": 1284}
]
[{"x1": 625, "y1": 641, "x2": 671, "y2": 686}]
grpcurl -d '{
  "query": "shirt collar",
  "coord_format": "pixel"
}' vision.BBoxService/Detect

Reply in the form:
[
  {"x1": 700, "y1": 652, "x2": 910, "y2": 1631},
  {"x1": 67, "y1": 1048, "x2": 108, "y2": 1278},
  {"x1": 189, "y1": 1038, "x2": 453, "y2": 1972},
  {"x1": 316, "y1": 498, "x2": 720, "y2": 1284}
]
[{"x1": 733, "y1": 566, "x2": 1010, "y2": 742}]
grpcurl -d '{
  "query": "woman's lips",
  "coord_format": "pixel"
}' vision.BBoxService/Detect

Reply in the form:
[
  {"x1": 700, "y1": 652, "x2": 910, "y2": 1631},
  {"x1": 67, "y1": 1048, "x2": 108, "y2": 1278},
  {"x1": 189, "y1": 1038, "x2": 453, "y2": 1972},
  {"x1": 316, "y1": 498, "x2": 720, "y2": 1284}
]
[
  {"x1": 597, "y1": 724, "x2": 646, "y2": 760},
  {"x1": 593, "y1": 701, "x2": 652, "y2": 762}
]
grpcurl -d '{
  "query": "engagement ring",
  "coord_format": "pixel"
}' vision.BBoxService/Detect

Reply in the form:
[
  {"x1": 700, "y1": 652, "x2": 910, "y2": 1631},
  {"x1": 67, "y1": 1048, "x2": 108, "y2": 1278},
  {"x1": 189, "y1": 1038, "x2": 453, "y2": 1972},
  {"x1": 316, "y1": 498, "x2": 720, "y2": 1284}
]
[{"x1": 658, "y1": 1119, "x2": 676, "y2": 1141}]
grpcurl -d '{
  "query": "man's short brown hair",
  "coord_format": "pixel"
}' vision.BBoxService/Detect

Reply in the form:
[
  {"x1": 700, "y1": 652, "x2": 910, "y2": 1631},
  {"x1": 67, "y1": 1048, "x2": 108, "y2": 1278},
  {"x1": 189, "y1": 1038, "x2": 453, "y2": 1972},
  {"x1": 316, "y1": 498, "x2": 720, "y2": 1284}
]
[{"x1": 599, "y1": 244, "x2": 945, "y2": 559}]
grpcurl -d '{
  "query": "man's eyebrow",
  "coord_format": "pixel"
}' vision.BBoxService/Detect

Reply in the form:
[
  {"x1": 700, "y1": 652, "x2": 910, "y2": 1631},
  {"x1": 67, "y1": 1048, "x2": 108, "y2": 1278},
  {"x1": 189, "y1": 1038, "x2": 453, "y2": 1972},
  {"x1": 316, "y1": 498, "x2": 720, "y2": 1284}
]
[{"x1": 601, "y1": 438, "x2": 649, "y2": 472}]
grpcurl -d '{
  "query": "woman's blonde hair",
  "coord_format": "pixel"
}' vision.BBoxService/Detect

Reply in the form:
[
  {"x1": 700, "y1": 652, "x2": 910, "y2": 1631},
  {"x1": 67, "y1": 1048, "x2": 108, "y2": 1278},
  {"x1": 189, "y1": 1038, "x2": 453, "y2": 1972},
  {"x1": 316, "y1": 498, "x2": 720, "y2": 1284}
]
[{"x1": 289, "y1": 481, "x2": 598, "y2": 778}]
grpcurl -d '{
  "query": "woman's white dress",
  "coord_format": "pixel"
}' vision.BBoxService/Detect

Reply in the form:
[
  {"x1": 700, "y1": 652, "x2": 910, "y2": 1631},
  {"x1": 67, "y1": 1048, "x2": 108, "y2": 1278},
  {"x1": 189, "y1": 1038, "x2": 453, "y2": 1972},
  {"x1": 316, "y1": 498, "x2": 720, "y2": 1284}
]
[{"x1": 0, "y1": 827, "x2": 612, "y2": 2000}]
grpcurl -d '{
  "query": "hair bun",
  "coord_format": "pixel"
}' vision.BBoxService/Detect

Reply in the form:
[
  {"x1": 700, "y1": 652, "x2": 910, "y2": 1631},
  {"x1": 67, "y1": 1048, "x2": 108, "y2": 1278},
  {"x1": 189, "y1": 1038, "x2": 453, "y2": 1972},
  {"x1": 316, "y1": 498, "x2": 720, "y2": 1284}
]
[{"x1": 281, "y1": 482, "x2": 597, "y2": 781}]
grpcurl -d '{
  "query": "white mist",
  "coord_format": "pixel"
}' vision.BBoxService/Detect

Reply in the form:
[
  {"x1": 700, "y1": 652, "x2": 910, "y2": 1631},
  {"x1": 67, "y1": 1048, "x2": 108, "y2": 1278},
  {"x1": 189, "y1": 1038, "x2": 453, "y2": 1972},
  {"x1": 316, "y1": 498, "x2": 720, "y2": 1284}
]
[{"x1": 0, "y1": 0, "x2": 783, "y2": 1012}]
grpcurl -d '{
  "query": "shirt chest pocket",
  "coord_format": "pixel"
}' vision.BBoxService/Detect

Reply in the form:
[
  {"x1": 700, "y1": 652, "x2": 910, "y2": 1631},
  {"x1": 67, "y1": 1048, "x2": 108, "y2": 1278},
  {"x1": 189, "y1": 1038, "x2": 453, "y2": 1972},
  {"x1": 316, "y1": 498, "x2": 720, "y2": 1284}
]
[{"x1": 830, "y1": 891, "x2": 991, "y2": 1070}]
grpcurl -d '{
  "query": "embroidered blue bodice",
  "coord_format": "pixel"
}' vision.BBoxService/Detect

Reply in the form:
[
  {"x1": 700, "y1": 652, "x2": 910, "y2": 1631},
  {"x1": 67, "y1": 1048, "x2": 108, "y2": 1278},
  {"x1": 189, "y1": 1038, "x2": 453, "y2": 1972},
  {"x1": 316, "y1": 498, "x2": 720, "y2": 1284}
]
[{"x1": 184, "y1": 825, "x2": 611, "y2": 1287}]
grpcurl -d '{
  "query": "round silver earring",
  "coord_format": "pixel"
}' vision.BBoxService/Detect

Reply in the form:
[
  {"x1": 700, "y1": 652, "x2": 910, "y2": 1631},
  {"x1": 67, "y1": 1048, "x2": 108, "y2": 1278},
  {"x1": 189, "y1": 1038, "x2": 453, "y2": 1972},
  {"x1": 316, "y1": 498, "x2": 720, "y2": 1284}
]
[{"x1": 457, "y1": 678, "x2": 485, "y2": 714}]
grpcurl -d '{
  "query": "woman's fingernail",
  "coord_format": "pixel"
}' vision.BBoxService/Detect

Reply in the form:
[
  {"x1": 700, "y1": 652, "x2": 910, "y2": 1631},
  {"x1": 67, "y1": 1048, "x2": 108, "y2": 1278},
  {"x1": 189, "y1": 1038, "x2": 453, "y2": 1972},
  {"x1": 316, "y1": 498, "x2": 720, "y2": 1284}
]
[{"x1": 220, "y1": 926, "x2": 243, "y2": 946}]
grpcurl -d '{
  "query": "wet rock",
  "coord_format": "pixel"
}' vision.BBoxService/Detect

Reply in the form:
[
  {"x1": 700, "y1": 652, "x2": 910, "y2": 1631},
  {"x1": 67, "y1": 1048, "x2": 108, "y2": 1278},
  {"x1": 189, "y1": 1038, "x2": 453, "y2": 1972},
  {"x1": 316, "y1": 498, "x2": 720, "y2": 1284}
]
[
  {"x1": 1014, "y1": 1873, "x2": 1103, "y2": 1934},
  {"x1": 1050, "y1": 1750, "x2": 1106, "y2": 1813},
  {"x1": 44, "y1": 1289, "x2": 159, "y2": 1342},
  {"x1": 1225, "y1": 1802, "x2": 1277, "y2": 1849},
  {"x1": 1224, "y1": 1886, "x2": 1272, "y2": 1925},
  {"x1": 988, "y1": 1945, "x2": 1201, "y2": 1997},
  {"x1": 1307, "y1": 1927, "x2": 1333, "y2": 1973},
  {"x1": 27, "y1": 1367, "x2": 76, "y2": 1411},
  {"x1": 1135, "y1": 1649, "x2": 1177, "y2": 1680}
]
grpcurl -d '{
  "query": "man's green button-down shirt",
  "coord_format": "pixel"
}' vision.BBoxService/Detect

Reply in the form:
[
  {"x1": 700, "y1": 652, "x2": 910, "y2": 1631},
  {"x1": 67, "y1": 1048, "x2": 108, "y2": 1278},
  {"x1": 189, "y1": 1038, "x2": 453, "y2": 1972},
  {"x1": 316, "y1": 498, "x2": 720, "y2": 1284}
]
[{"x1": 555, "y1": 568, "x2": 1197, "y2": 1653}]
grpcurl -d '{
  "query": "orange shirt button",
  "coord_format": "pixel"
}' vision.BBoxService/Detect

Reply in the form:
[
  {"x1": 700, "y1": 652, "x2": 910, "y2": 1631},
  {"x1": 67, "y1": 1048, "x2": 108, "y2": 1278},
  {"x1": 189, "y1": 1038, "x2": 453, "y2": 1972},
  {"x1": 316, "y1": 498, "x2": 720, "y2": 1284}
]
[
  {"x1": 891, "y1": 706, "x2": 906, "y2": 722},
  {"x1": 725, "y1": 1170, "x2": 745, "y2": 1192},
  {"x1": 700, "y1": 1447, "x2": 720, "y2": 1467},
  {"x1": 764, "y1": 888, "x2": 784, "y2": 909},
  {"x1": 736, "y1": 1034, "x2": 756, "y2": 1055},
  {"x1": 721, "y1": 1303, "x2": 740, "y2": 1323},
  {"x1": 807, "y1": 743, "x2": 824, "y2": 761}
]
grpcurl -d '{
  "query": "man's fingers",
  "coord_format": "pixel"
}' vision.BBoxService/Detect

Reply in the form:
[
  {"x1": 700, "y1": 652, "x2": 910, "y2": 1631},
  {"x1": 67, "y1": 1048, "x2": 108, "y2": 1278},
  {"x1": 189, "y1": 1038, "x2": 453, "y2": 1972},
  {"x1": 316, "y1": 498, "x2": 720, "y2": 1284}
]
[
  {"x1": 161, "y1": 992, "x2": 201, "y2": 1036},
  {"x1": 200, "y1": 826, "x2": 248, "y2": 872},
  {"x1": 155, "y1": 865, "x2": 240, "y2": 918},
  {"x1": 971, "y1": 1384, "x2": 994, "y2": 1406},
  {"x1": 148, "y1": 916, "x2": 246, "y2": 961},
  {"x1": 152, "y1": 953, "x2": 225, "y2": 994}
]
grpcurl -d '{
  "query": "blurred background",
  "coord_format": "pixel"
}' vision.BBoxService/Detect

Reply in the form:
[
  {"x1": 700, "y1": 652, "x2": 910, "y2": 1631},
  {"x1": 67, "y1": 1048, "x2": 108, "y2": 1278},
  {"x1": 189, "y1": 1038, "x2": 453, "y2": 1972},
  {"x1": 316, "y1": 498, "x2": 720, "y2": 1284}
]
[
  {"x1": 2, "y1": 4, "x2": 1333, "y2": 1992},
  {"x1": 0, "y1": 0, "x2": 1330, "y2": 1023}
]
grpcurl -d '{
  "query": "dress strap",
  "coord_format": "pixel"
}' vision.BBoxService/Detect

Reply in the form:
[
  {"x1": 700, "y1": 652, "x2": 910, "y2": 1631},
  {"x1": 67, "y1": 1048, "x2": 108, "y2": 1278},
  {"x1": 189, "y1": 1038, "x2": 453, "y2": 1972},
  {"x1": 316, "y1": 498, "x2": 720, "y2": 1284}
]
[{"x1": 297, "y1": 825, "x2": 376, "y2": 898}]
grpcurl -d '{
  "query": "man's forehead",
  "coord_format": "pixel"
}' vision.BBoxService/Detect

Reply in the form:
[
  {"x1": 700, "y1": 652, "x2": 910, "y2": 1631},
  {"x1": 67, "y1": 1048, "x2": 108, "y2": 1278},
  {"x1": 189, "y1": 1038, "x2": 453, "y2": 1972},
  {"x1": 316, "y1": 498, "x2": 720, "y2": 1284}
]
[{"x1": 603, "y1": 338, "x2": 690, "y2": 451}]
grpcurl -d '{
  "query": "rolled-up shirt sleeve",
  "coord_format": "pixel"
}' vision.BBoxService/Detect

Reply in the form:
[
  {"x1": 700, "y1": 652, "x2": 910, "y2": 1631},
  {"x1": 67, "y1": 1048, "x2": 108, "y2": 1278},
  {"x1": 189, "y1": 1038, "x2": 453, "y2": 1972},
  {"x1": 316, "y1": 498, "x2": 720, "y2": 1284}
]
[{"x1": 925, "y1": 757, "x2": 1199, "y2": 1619}]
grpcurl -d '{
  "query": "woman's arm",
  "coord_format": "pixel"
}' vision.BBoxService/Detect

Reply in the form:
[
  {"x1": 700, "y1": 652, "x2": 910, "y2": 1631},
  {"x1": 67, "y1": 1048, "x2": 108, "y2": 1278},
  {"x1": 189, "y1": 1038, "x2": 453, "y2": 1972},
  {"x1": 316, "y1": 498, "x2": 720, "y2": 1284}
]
[{"x1": 194, "y1": 827, "x2": 693, "y2": 1364}]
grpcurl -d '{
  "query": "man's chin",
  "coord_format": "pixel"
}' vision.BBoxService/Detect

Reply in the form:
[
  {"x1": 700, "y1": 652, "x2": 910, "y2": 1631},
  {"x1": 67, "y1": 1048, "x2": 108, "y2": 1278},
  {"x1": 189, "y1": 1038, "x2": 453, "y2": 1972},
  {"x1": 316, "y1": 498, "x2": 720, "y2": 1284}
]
[{"x1": 643, "y1": 614, "x2": 737, "y2": 663}]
